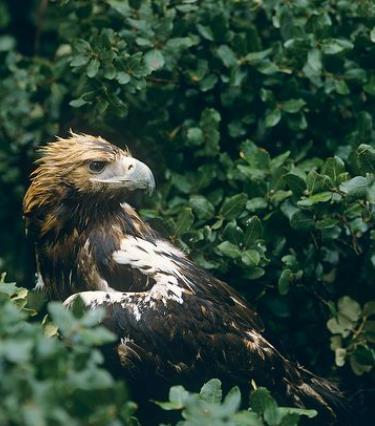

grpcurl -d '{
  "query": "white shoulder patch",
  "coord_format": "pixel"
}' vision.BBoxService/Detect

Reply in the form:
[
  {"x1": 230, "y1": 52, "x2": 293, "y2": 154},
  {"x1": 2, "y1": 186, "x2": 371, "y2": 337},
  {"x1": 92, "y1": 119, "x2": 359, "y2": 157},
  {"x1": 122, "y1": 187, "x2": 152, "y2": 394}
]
[
  {"x1": 113, "y1": 236, "x2": 185, "y2": 276},
  {"x1": 112, "y1": 236, "x2": 192, "y2": 301},
  {"x1": 155, "y1": 240, "x2": 186, "y2": 258},
  {"x1": 64, "y1": 237, "x2": 191, "y2": 322},
  {"x1": 63, "y1": 291, "x2": 142, "y2": 321},
  {"x1": 64, "y1": 290, "x2": 120, "y2": 307}
]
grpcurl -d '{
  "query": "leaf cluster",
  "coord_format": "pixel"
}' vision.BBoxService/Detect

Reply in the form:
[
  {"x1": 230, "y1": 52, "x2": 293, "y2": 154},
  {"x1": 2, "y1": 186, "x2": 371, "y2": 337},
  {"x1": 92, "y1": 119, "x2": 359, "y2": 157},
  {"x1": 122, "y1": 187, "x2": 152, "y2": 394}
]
[
  {"x1": 155, "y1": 378, "x2": 317, "y2": 426},
  {"x1": 0, "y1": 281, "x2": 138, "y2": 426}
]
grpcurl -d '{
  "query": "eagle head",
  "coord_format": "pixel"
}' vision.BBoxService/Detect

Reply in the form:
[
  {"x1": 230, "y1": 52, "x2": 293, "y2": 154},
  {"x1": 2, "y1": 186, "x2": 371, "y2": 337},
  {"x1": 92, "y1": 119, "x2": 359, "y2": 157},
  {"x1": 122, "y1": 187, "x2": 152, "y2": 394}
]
[{"x1": 23, "y1": 132, "x2": 155, "y2": 233}]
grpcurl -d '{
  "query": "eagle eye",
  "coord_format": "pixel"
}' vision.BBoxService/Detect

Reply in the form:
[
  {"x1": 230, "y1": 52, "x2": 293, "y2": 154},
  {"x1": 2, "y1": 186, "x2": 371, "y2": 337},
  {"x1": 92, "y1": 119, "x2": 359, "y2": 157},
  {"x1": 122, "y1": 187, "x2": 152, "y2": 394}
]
[{"x1": 88, "y1": 161, "x2": 106, "y2": 174}]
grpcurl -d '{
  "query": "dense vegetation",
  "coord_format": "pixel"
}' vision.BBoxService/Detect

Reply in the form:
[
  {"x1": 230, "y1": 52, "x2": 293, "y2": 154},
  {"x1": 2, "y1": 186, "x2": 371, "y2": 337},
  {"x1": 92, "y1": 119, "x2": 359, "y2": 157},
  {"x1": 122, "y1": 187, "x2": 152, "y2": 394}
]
[{"x1": 0, "y1": 0, "x2": 374, "y2": 424}]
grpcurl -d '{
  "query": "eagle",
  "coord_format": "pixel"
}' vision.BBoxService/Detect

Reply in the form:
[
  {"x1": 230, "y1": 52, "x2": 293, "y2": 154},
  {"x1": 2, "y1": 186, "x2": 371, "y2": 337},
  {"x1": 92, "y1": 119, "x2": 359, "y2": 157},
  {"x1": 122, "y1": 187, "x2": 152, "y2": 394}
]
[{"x1": 23, "y1": 133, "x2": 345, "y2": 424}]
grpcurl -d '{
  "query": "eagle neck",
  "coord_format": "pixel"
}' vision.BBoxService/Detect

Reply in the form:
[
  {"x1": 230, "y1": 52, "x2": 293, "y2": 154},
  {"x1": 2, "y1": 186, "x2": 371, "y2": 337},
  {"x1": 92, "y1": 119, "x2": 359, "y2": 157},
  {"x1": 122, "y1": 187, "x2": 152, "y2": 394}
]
[{"x1": 33, "y1": 201, "x2": 156, "y2": 300}]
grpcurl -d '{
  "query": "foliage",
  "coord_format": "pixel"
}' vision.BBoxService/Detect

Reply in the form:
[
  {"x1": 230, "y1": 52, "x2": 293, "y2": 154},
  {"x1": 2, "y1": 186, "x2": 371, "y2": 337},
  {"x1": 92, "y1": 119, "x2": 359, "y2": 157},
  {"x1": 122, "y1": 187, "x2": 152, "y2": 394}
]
[
  {"x1": 0, "y1": 280, "x2": 138, "y2": 426},
  {"x1": 0, "y1": 0, "x2": 374, "y2": 423},
  {"x1": 328, "y1": 297, "x2": 375, "y2": 375},
  {"x1": 155, "y1": 378, "x2": 317, "y2": 426}
]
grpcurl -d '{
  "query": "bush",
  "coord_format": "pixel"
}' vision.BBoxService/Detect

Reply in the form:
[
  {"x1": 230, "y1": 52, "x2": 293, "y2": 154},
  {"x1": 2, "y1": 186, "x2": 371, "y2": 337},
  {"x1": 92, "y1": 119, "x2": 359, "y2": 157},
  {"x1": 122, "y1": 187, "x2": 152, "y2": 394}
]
[
  {"x1": 155, "y1": 378, "x2": 317, "y2": 426},
  {"x1": 0, "y1": 280, "x2": 138, "y2": 425},
  {"x1": 0, "y1": 0, "x2": 374, "y2": 424}
]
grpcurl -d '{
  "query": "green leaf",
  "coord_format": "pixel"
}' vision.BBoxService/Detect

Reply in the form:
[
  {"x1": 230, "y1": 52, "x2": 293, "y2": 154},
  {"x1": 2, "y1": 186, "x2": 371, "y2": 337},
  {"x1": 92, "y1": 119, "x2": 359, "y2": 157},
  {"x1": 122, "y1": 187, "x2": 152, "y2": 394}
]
[
  {"x1": 340, "y1": 176, "x2": 368, "y2": 198},
  {"x1": 321, "y1": 38, "x2": 354, "y2": 55},
  {"x1": 246, "y1": 198, "x2": 268, "y2": 212},
  {"x1": 306, "y1": 171, "x2": 333, "y2": 193},
  {"x1": 0, "y1": 282, "x2": 18, "y2": 296},
  {"x1": 355, "y1": 145, "x2": 375, "y2": 174},
  {"x1": 282, "y1": 99, "x2": 306, "y2": 113},
  {"x1": 265, "y1": 109, "x2": 281, "y2": 128},
  {"x1": 197, "y1": 24, "x2": 214, "y2": 41},
  {"x1": 200, "y1": 73, "x2": 218, "y2": 91},
  {"x1": 338, "y1": 296, "x2": 361, "y2": 322},
  {"x1": 271, "y1": 151, "x2": 291, "y2": 169},
  {"x1": 241, "y1": 249, "x2": 261, "y2": 267},
  {"x1": 169, "y1": 385, "x2": 190, "y2": 408},
  {"x1": 223, "y1": 221, "x2": 244, "y2": 244},
  {"x1": 352, "y1": 345, "x2": 374, "y2": 366},
  {"x1": 233, "y1": 411, "x2": 263, "y2": 426},
  {"x1": 86, "y1": 58, "x2": 100, "y2": 78},
  {"x1": 245, "y1": 267, "x2": 265, "y2": 280},
  {"x1": 361, "y1": 83, "x2": 374, "y2": 102},
  {"x1": 117, "y1": 72, "x2": 131, "y2": 85},
  {"x1": 71, "y1": 54, "x2": 90, "y2": 67},
  {"x1": 175, "y1": 207, "x2": 194, "y2": 236},
  {"x1": 278, "y1": 269, "x2": 292, "y2": 295},
  {"x1": 335, "y1": 348, "x2": 347, "y2": 367},
  {"x1": 270, "y1": 190, "x2": 292, "y2": 204},
  {"x1": 322, "y1": 157, "x2": 345, "y2": 183},
  {"x1": 0, "y1": 35, "x2": 15, "y2": 51},
  {"x1": 190, "y1": 195, "x2": 215, "y2": 220},
  {"x1": 217, "y1": 241, "x2": 241, "y2": 259},
  {"x1": 350, "y1": 347, "x2": 374, "y2": 375},
  {"x1": 356, "y1": 111, "x2": 373, "y2": 142},
  {"x1": 303, "y1": 48, "x2": 322, "y2": 80},
  {"x1": 216, "y1": 45, "x2": 237, "y2": 67},
  {"x1": 2, "y1": 339, "x2": 33, "y2": 363},
  {"x1": 335, "y1": 79, "x2": 350, "y2": 95},
  {"x1": 278, "y1": 407, "x2": 317, "y2": 419},
  {"x1": 154, "y1": 385, "x2": 190, "y2": 410},
  {"x1": 144, "y1": 49, "x2": 165, "y2": 71},
  {"x1": 290, "y1": 211, "x2": 314, "y2": 231},
  {"x1": 198, "y1": 108, "x2": 221, "y2": 157},
  {"x1": 257, "y1": 60, "x2": 279, "y2": 75},
  {"x1": 104, "y1": 67, "x2": 118, "y2": 81},
  {"x1": 283, "y1": 172, "x2": 306, "y2": 194},
  {"x1": 364, "y1": 301, "x2": 375, "y2": 316},
  {"x1": 307, "y1": 48, "x2": 322, "y2": 72},
  {"x1": 220, "y1": 194, "x2": 248, "y2": 220},
  {"x1": 69, "y1": 97, "x2": 88, "y2": 108},
  {"x1": 222, "y1": 386, "x2": 241, "y2": 414},
  {"x1": 200, "y1": 378, "x2": 222, "y2": 404},
  {"x1": 371, "y1": 27, "x2": 375, "y2": 43},
  {"x1": 298, "y1": 191, "x2": 332, "y2": 207},
  {"x1": 244, "y1": 49, "x2": 272, "y2": 65},
  {"x1": 250, "y1": 388, "x2": 282, "y2": 426},
  {"x1": 187, "y1": 127, "x2": 204, "y2": 146},
  {"x1": 327, "y1": 316, "x2": 353, "y2": 337},
  {"x1": 244, "y1": 216, "x2": 263, "y2": 247}
]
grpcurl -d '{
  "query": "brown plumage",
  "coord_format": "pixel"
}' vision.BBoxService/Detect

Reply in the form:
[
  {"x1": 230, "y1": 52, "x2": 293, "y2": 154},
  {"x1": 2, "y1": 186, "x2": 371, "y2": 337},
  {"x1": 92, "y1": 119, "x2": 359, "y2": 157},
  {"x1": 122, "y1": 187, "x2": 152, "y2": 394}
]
[{"x1": 24, "y1": 133, "x2": 347, "y2": 424}]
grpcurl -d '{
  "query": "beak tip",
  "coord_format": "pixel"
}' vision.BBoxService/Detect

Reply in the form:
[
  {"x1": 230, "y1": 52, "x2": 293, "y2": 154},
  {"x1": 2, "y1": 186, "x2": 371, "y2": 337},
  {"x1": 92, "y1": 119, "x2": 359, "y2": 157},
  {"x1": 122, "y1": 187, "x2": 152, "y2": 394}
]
[{"x1": 119, "y1": 156, "x2": 156, "y2": 194}]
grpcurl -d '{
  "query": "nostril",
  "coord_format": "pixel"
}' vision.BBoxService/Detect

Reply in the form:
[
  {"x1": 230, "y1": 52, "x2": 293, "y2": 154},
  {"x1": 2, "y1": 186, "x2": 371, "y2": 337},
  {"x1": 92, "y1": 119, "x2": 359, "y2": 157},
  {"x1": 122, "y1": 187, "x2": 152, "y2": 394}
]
[{"x1": 128, "y1": 164, "x2": 134, "y2": 171}]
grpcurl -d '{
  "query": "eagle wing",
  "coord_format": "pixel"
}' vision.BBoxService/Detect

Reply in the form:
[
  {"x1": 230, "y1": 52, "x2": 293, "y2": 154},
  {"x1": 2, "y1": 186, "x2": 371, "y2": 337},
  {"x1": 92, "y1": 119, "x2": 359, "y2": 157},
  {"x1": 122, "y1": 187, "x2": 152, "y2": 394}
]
[
  {"x1": 65, "y1": 231, "x2": 342, "y2": 418},
  {"x1": 97, "y1": 236, "x2": 264, "y2": 330},
  {"x1": 65, "y1": 288, "x2": 279, "y2": 390}
]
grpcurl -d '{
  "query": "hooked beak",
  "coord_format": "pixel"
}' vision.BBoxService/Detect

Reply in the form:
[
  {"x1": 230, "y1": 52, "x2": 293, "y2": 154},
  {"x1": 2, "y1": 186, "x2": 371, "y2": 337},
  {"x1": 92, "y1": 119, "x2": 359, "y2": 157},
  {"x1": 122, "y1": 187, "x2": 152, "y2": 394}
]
[{"x1": 91, "y1": 156, "x2": 156, "y2": 195}]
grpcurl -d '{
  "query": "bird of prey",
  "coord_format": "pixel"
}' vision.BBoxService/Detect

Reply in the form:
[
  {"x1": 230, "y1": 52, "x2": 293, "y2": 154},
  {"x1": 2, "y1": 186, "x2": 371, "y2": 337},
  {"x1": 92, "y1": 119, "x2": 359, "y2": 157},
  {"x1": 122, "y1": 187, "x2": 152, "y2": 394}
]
[{"x1": 23, "y1": 133, "x2": 344, "y2": 423}]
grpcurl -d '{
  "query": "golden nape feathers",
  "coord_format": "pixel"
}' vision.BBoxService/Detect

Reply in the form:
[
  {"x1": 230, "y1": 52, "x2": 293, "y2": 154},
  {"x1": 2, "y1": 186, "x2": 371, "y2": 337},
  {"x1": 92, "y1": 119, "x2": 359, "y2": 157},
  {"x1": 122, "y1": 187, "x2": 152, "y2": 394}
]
[
  {"x1": 23, "y1": 132, "x2": 154, "y2": 225},
  {"x1": 23, "y1": 133, "x2": 125, "y2": 216},
  {"x1": 35, "y1": 132, "x2": 125, "y2": 168}
]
